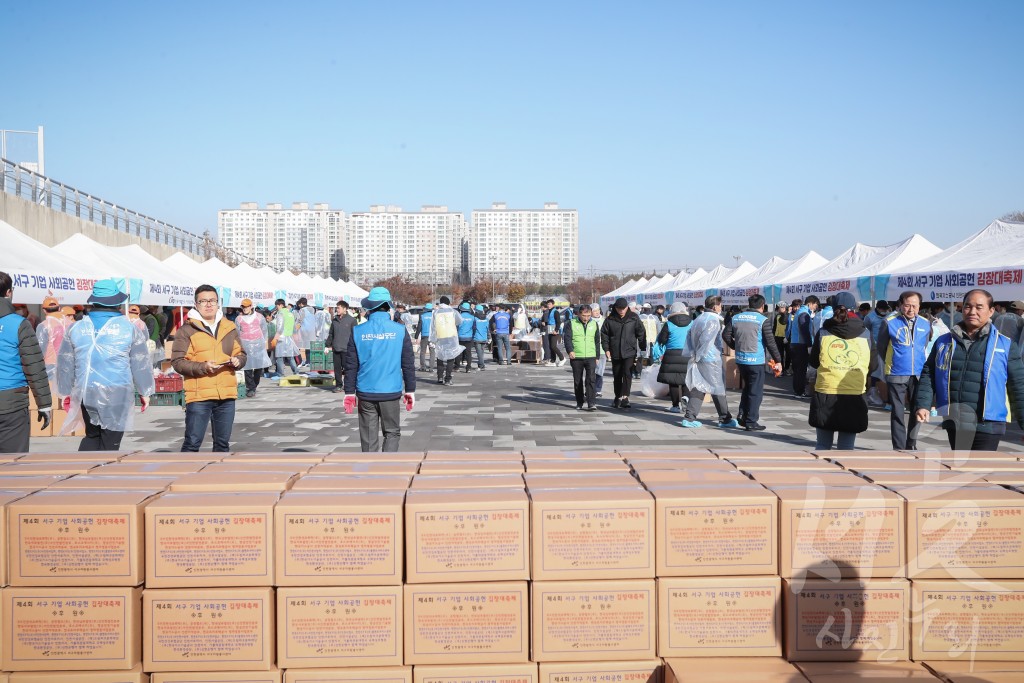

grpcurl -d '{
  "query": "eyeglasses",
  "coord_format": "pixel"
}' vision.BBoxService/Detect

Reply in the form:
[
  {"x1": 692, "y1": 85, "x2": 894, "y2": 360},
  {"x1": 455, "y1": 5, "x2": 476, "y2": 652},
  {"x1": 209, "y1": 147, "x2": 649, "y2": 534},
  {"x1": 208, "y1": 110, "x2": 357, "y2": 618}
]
[{"x1": 196, "y1": 299, "x2": 219, "y2": 306}]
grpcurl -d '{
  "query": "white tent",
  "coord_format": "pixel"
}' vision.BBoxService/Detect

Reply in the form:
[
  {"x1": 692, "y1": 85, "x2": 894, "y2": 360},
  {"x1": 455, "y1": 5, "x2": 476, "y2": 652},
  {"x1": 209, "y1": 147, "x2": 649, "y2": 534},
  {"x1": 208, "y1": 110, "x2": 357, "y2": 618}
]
[
  {"x1": 877, "y1": 220, "x2": 1024, "y2": 301},
  {"x1": 720, "y1": 251, "x2": 829, "y2": 306},
  {"x1": 642, "y1": 269, "x2": 706, "y2": 307},
  {"x1": 599, "y1": 279, "x2": 639, "y2": 306},
  {"x1": 52, "y1": 234, "x2": 196, "y2": 307},
  {"x1": 674, "y1": 262, "x2": 756, "y2": 306},
  {"x1": 779, "y1": 235, "x2": 941, "y2": 303},
  {"x1": 629, "y1": 273, "x2": 676, "y2": 304},
  {"x1": 0, "y1": 220, "x2": 105, "y2": 305}
]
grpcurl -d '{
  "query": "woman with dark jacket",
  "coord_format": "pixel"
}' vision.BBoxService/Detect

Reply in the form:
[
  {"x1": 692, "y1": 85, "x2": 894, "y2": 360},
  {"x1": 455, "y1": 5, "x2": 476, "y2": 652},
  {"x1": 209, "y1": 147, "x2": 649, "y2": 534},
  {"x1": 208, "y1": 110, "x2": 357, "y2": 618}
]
[
  {"x1": 808, "y1": 303, "x2": 877, "y2": 450},
  {"x1": 656, "y1": 302, "x2": 692, "y2": 413}
]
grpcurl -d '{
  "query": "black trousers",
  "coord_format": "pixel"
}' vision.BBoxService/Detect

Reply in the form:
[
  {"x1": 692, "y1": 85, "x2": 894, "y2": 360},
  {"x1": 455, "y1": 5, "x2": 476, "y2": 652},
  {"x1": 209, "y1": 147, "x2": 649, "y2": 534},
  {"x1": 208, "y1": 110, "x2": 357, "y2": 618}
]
[
  {"x1": 611, "y1": 358, "x2": 635, "y2": 399},
  {"x1": 791, "y1": 344, "x2": 809, "y2": 395},
  {"x1": 437, "y1": 358, "x2": 456, "y2": 382},
  {"x1": 545, "y1": 334, "x2": 564, "y2": 362},
  {"x1": 358, "y1": 398, "x2": 401, "y2": 452},
  {"x1": 0, "y1": 408, "x2": 30, "y2": 454},
  {"x1": 333, "y1": 350, "x2": 347, "y2": 387},
  {"x1": 459, "y1": 341, "x2": 473, "y2": 371},
  {"x1": 243, "y1": 369, "x2": 262, "y2": 392},
  {"x1": 669, "y1": 385, "x2": 684, "y2": 407},
  {"x1": 887, "y1": 377, "x2": 921, "y2": 450},
  {"x1": 944, "y1": 423, "x2": 1002, "y2": 452},
  {"x1": 79, "y1": 403, "x2": 124, "y2": 451},
  {"x1": 738, "y1": 364, "x2": 767, "y2": 426},
  {"x1": 776, "y1": 337, "x2": 789, "y2": 370},
  {"x1": 570, "y1": 358, "x2": 597, "y2": 407}
]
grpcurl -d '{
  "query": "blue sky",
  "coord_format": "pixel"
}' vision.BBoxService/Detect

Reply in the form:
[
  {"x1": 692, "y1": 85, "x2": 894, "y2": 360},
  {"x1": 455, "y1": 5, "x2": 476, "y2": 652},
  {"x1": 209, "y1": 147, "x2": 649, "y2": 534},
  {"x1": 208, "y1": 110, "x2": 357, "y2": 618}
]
[{"x1": 5, "y1": 1, "x2": 1023, "y2": 272}]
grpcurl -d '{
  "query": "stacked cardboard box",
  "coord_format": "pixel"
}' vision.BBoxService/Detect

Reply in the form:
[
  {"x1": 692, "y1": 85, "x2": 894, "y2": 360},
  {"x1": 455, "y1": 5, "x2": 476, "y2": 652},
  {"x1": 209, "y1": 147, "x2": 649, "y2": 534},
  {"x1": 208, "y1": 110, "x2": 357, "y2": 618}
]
[{"x1": 1, "y1": 447, "x2": 1023, "y2": 680}]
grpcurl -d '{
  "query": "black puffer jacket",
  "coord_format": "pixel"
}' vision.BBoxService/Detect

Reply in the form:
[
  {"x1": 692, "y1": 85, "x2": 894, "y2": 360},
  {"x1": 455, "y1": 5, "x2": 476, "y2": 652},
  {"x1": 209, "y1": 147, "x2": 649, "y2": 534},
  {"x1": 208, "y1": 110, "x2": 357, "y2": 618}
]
[
  {"x1": 808, "y1": 316, "x2": 876, "y2": 434},
  {"x1": 601, "y1": 310, "x2": 646, "y2": 361},
  {"x1": 657, "y1": 313, "x2": 692, "y2": 386},
  {"x1": 916, "y1": 323, "x2": 1024, "y2": 433},
  {"x1": 0, "y1": 298, "x2": 52, "y2": 415}
]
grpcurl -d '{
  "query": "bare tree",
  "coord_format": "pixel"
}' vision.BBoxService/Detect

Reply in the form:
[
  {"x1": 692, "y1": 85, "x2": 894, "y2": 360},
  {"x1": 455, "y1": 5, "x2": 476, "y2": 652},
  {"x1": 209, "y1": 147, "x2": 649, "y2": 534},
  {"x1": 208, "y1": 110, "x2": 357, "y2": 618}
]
[{"x1": 1001, "y1": 211, "x2": 1024, "y2": 222}]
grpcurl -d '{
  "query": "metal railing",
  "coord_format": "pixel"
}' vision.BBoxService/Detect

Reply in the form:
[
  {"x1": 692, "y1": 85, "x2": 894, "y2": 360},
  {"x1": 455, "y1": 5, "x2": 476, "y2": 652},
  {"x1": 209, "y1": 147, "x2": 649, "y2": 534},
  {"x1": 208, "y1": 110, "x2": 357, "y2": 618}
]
[{"x1": 1, "y1": 157, "x2": 268, "y2": 268}]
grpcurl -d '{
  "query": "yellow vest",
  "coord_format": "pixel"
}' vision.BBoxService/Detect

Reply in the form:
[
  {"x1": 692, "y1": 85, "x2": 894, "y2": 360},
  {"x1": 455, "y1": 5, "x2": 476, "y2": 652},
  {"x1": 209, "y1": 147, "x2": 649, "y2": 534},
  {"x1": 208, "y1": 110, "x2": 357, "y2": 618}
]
[
  {"x1": 815, "y1": 331, "x2": 871, "y2": 396},
  {"x1": 773, "y1": 314, "x2": 786, "y2": 338}
]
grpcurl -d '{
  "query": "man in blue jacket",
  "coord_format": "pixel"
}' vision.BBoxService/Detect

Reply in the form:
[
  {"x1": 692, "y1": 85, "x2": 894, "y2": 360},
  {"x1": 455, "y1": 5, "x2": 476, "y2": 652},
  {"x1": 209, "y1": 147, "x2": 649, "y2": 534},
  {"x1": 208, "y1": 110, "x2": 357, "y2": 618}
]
[
  {"x1": 472, "y1": 304, "x2": 489, "y2": 371},
  {"x1": 415, "y1": 303, "x2": 434, "y2": 371},
  {"x1": 723, "y1": 294, "x2": 782, "y2": 432},
  {"x1": 787, "y1": 295, "x2": 819, "y2": 397},
  {"x1": 456, "y1": 302, "x2": 476, "y2": 373},
  {"x1": 344, "y1": 287, "x2": 416, "y2": 452},
  {"x1": 490, "y1": 305, "x2": 512, "y2": 365},
  {"x1": 878, "y1": 290, "x2": 932, "y2": 450}
]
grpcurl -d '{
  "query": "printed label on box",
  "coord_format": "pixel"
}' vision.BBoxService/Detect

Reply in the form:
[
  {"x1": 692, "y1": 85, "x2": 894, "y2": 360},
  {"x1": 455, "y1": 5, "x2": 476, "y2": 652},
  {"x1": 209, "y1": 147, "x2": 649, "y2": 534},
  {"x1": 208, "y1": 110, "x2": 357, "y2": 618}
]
[
  {"x1": 664, "y1": 503, "x2": 774, "y2": 569},
  {"x1": 282, "y1": 513, "x2": 397, "y2": 578},
  {"x1": 790, "y1": 506, "x2": 901, "y2": 573},
  {"x1": 408, "y1": 585, "x2": 526, "y2": 660},
  {"x1": 917, "y1": 587, "x2": 1024, "y2": 657},
  {"x1": 16, "y1": 512, "x2": 133, "y2": 579},
  {"x1": 149, "y1": 597, "x2": 267, "y2": 664},
  {"x1": 8, "y1": 594, "x2": 128, "y2": 662},
  {"x1": 283, "y1": 593, "x2": 399, "y2": 662},
  {"x1": 914, "y1": 505, "x2": 1024, "y2": 573},
  {"x1": 541, "y1": 507, "x2": 651, "y2": 573},
  {"x1": 665, "y1": 584, "x2": 778, "y2": 651},
  {"x1": 537, "y1": 586, "x2": 654, "y2": 657},
  {"x1": 793, "y1": 587, "x2": 905, "y2": 656},
  {"x1": 413, "y1": 508, "x2": 526, "y2": 575},
  {"x1": 152, "y1": 513, "x2": 269, "y2": 579}
]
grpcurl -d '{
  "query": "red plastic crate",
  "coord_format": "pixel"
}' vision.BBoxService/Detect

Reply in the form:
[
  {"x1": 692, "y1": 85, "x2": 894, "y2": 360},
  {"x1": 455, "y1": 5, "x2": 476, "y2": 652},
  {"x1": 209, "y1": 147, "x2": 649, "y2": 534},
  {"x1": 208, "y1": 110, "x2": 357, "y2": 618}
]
[{"x1": 155, "y1": 375, "x2": 184, "y2": 393}]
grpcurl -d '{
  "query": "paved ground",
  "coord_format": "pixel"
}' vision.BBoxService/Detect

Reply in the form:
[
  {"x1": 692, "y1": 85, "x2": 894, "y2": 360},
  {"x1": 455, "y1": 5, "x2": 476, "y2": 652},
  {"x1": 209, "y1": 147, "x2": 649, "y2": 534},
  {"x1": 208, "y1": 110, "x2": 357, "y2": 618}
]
[{"x1": 32, "y1": 362, "x2": 1024, "y2": 454}]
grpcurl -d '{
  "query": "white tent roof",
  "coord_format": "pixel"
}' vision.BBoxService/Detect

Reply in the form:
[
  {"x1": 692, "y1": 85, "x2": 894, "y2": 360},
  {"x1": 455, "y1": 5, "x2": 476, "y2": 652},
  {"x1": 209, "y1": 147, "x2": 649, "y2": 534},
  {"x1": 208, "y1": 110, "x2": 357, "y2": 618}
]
[
  {"x1": 892, "y1": 220, "x2": 1024, "y2": 272},
  {"x1": 614, "y1": 277, "x2": 650, "y2": 297},
  {"x1": 759, "y1": 250, "x2": 830, "y2": 285},
  {"x1": 681, "y1": 262, "x2": 756, "y2": 291},
  {"x1": 599, "y1": 279, "x2": 638, "y2": 302},
  {"x1": 0, "y1": 220, "x2": 96, "y2": 304},
  {"x1": 725, "y1": 256, "x2": 795, "y2": 289},
  {"x1": 669, "y1": 268, "x2": 708, "y2": 290},
  {"x1": 782, "y1": 234, "x2": 940, "y2": 283},
  {"x1": 635, "y1": 273, "x2": 676, "y2": 295}
]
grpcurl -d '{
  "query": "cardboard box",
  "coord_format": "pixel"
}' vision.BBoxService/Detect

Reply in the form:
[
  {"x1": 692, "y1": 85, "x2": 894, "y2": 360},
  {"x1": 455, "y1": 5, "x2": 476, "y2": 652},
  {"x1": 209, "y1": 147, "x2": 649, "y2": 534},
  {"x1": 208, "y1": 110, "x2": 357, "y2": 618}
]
[
  {"x1": 403, "y1": 581, "x2": 529, "y2": 665},
  {"x1": 664, "y1": 658, "x2": 804, "y2": 683},
  {"x1": 776, "y1": 485, "x2": 905, "y2": 579},
  {"x1": 9, "y1": 665, "x2": 149, "y2": 682},
  {"x1": 285, "y1": 668, "x2": 410, "y2": 683},
  {"x1": 8, "y1": 489, "x2": 157, "y2": 586},
  {"x1": 89, "y1": 462, "x2": 208, "y2": 476},
  {"x1": 530, "y1": 487, "x2": 654, "y2": 580},
  {"x1": 724, "y1": 356, "x2": 740, "y2": 389},
  {"x1": 405, "y1": 489, "x2": 528, "y2": 583},
  {"x1": 921, "y1": 661, "x2": 1024, "y2": 681},
  {"x1": 417, "y1": 462, "x2": 525, "y2": 475},
  {"x1": 729, "y1": 459, "x2": 838, "y2": 472},
  {"x1": 226, "y1": 452, "x2": 327, "y2": 464},
  {"x1": 324, "y1": 452, "x2": 424, "y2": 463},
  {"x1": 277, "y1": 586, "x2": 402, "y2": 668},
  {"x1": 169, "y1": 471, "x2": 297, "y2": 492},
  {"x1": 145, "y1": 492, "x2": 277, "y2": 587},
  {"x1": 1, "y1": 586, "x2": 142, "y2": 671},
  {"x1": 118, "y1": 453, "x2": 219, "y2": 464},
  {"x1": 291, "y1": 475, "x2": 412, "y2": 491},
  {"x1": 143, "y1": 587, "x2": 275, "y2": 672},
  {"x1": 531, "y1": 579, "x2": 656, "y2": 662},
  {"x1": 0, "y1": 462, "x2": 107, "y2": 476},
  {"x1": 912, "y1": 580, "x2": 1024, "y2": 662},
  {"x1": 424, "y1": 451, "x2": 519, "y2": 461},
  {"x1": 796, "y1": 661, "x2": 938, "y2": 681},
  {"x1": 274, "y1": 491, "x2": 403, "y2": 586},
  {"x1": 410, "y1": 474, "x2": 524, "y2": 489},
  {"x1": 0, "y1": 491, "x2": 28, "y2": 585},
  {"x1": 636, "y1": 469, "x2": 753, "y2": 486},
  {"x1": 311, "y1": 463, "x2": 421, "y2": 476},
  {"x1": 149, "y1": 672, "x2": 280, "y2": 683},
  {"x1": 523, "y1": 473, "x2": 643, "y2": 490},
  {"x1": 900, "y1": 487, "x2": 1024, "y2": 579},
  {"x1": 199, "y1": 463, "x2": 312, "y2": 476},
  {"x1": 523, "y1": 449, "x2": 623, "y2": 459},
  {"x1": 0, "y1": 475, "x2": 69, "y2": 490},
  {"x1": 414, "y1": 664, "x2": 537, "y2": 683},
  {"x1": 784, "y1": 579, "x2": 910, "y2": 661},
  {"x1": 713, "y1": 450, "x2": 817, "y2": 460},
  {"x1": 47, "y1": 408, "x2": 83, "y2": 438},
  {"x1": 524, "y1": 460, "x2": 630, "y2": 474},
  {"x1": 9, "y1": 666, "x2": 149, "y2": 682},
  {"x1": 853, "y1": 470, "x2": 986, "y2": 487},
  {"x1": 618, "y1": 448, "x2": 716, "y2": 460},
  {"x1": 538, "y1": 661, "x2": 659, "y2": 683},
  {"x1": 47, "y1": 475, "x2": 174, "y2": 490},
  {"x1": 17, "y1": 452, "x2": 124, "y2": 462},
  {"x1": 657, "y1": 576, "x2": 782, "y2": 657},
  {"x1": 650, "y1": 486, "x2": 778, "y2": 576},
  {"x1": 745, "y1": 471, "x2": 865, "y2": 487}
]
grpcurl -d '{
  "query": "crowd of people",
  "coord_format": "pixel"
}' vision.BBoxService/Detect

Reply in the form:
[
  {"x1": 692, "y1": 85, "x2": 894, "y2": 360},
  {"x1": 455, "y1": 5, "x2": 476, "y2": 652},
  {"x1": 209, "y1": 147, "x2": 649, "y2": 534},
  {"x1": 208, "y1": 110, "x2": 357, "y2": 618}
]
[{"x1": 2, "y1": 266, "x2": 1024, "y2": 455}]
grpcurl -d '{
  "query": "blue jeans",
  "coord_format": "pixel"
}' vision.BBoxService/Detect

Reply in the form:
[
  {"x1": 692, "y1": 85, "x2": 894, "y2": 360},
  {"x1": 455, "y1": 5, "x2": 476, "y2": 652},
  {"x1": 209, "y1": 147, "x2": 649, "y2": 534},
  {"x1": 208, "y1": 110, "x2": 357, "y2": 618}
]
[
  {"x1": 276, "y1": 354, "x2": 298, "y2": 376},
  {"x1": 815, "y1": 428, "x2": 857, "y2": 451},
  {"x1": 495, "y1": 334, "x2": 511, "y2": 363},
  {"x1": 182, "y1": 399, "x2": 236, "y2": 452}
]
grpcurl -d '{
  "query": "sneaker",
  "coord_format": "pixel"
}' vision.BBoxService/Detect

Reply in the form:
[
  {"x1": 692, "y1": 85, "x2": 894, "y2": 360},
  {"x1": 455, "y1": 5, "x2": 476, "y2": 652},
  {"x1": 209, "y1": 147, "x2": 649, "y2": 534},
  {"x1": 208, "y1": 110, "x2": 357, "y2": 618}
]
[
  {"x1": 478, "y1": 366, "x2": 486, "y2": 371},
  {"x1": 444, "y1": 379, "x2": 454, "y2": 386},
  {"x1": 613, "y1": 398, "x2": 621, "y2": 409},
  {"x1": 438, "y1": 379, "x2": 445, "y2": 385},
  {"x1": 585, "y1": 405, "x2": 597, "y2": 412},
  {"x1": 332, "y1": 387, "x2": 343, "y2": 394},
  {"x1": 930, "y1": 407, "x2": 938, "y2": 417},
  {"x1": 718, "y1": 418, "x2": 739, "y2": 428},
  {"x1": 596, "y1": 391, "x2": 603, "y2": 398},
  {"x1": 680, "y1": 419, "x2": 702, "y2": 428},
  {"x1": 620, "y1": 400, "x2": 632, "y2": 411},
  {"x1": 245, "y1": 390, "x2": 255, "y2": 398},
  {"x1": 576, "y1": 404, "x2": 583, "y2": 411},
  {"x1": 744, "y1": 423, "x2": 767, "y2": 432},
  {"x1": 668, "y1": 405, "x2": 681, "y2": 414}
]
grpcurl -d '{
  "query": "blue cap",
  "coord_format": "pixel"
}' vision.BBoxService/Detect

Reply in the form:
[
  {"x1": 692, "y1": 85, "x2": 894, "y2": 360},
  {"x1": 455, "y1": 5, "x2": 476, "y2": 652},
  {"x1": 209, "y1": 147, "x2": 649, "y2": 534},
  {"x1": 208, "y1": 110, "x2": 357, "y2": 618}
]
[
  {"x1": 361, "y1": 286, "x2": 392, "y2": 312},
  {"x1": 475, "y1": 304, "x2": 484, "y2": 312},
  {"x1": 459, "y1": 302, "x2": 471, "y2": 311},
  {"x1": 87, "y1": 278, "x2": 129, "y2": 307},
  {"x1": 424, "y1": 303, "x2": 434, "y2": 310}
]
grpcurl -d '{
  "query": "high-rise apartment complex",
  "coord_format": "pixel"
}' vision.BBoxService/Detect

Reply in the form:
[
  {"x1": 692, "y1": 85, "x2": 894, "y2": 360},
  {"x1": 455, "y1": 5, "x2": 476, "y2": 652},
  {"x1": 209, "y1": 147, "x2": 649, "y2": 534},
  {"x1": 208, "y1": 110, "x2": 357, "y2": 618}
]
[
  {"x1": 345, "y1": 205, "x2": 468, "y2": 283},
  {"x1": 470, "y1": 202, "x2": 579, "y2": 284},
  {"x1": 218, "y1": 200, "x2": 579, "y2": 285},
  {"x1": 217, "y1": 202, "x2": 344, "y2": 277}
]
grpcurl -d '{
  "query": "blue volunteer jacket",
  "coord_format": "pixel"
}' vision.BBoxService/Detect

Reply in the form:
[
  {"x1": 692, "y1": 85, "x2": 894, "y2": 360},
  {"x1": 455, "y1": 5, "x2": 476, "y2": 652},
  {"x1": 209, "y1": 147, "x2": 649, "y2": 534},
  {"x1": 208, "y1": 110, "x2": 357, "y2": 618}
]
[
  {"x1": 724, "y1": 310, "x2": 781, "y2": 365},
  {"x1": 491, "y1": 311, "x2": 511, "y2": 335},
  {"x1": 881, "y1": 313, "x2": 932, "y2": 377},
  {"x1": 416, "y1": 310, "x2": 433, "y2": 339},
  {"x1": 788, "y1": 305, "x2": 810, "y2": 345},
  {"x1": 344, "y1": 311, "x2": 416, "y2": 401},
  {"x1": 457, "y1": 314, "x2": 475, "y2": 341},
  {"x1": 0, "y1": 313, "x2": 27, "y2": 392},
  {"x1": 473, "y1": 315, "x2": 489, "y2": 342},
  {"x1": 931, "y1": 329, "x2": 1012, "y2": 422}
]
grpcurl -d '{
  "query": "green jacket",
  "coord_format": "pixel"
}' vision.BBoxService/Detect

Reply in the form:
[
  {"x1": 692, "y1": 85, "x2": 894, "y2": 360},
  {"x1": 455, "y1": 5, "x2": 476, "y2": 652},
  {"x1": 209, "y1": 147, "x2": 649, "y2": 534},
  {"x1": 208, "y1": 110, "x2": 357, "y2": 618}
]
[{"x1": 563, "y1": 319, "x2": 602, "y2": 359}]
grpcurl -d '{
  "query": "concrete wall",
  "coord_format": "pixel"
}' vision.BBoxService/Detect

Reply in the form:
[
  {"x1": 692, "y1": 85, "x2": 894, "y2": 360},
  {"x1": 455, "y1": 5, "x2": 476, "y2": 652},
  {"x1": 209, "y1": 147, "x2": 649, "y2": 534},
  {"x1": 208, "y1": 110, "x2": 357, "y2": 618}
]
[{"x1": 0, "y1": 191, "x2": 201, "y2": 261}]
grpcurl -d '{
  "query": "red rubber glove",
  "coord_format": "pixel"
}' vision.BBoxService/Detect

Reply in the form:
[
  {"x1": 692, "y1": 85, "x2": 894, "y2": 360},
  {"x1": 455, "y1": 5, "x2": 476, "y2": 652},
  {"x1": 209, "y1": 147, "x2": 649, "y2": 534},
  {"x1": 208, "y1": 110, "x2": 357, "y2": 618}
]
[
  {"x1": 404, "y1": 393, "x2": 415, "y2": 411},
  {"x1": 343, "y1": 395, "x2": 357, "y2": 414}
]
